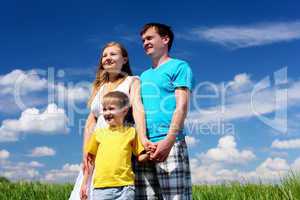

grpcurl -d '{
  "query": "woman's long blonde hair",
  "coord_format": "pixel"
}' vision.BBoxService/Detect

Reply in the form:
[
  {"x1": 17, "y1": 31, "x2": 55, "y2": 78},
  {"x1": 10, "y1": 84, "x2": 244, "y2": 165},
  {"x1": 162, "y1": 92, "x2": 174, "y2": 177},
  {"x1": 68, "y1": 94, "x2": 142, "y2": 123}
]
[{"x1": 87, "y1": 42, "x2": 133, "y2": 107}]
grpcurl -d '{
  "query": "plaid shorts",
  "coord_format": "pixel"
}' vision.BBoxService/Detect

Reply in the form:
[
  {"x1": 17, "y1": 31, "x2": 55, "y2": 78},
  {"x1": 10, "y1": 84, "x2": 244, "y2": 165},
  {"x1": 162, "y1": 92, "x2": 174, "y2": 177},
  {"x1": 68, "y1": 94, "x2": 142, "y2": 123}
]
[{"x1": 133, "y1": 139, "x2": 192, "y2": 200}]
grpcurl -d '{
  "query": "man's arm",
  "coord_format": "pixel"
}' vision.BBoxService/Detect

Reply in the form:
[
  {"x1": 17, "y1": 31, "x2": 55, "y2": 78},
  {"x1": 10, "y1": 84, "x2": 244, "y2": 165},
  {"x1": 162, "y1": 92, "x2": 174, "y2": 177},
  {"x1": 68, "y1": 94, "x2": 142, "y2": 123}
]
[{"x1": 150, "y1": 87, "x2": 190, "y2": 161}]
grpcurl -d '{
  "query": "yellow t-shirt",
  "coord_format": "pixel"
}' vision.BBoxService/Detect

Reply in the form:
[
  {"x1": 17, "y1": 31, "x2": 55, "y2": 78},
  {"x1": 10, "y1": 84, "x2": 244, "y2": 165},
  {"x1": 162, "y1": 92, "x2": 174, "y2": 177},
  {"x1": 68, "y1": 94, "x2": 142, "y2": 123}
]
[{"x1": 85, "y1": 126, "x2": 144, "y2": 188}]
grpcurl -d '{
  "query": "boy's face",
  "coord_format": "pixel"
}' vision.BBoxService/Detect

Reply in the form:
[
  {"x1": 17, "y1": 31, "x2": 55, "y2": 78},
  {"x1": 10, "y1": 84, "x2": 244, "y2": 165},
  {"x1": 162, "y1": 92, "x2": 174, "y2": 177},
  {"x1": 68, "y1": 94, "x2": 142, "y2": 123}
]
[
  {"x1": 103, "y1": 103, "x2": 127, "y2": 127},
  {"x1": 141, "y1": 27, "x2": 169, "y2": 57}
]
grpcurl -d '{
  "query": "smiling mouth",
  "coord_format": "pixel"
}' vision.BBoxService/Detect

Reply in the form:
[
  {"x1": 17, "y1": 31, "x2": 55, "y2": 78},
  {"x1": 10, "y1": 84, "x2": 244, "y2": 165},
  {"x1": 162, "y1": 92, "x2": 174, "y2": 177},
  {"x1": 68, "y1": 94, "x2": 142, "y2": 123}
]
[
  {"x1": 104, "y1": 60, "x2": 115, "y2": 65},
  {"x1": 104, "y1": 115, "x2": 114, "y2": 121},
  {"x1": 104, "y1": 63, "x2": 115, "y2": 66},
  {"x1": 145, "y1": 45, "x2": 153, "y2": 51}
]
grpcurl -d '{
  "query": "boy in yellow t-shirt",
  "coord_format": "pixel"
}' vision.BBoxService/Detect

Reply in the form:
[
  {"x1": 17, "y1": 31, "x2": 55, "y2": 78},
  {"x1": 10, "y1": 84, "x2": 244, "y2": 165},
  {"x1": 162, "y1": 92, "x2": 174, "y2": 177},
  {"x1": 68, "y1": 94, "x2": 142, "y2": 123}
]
[{"x1": 80, "y1": 91, "x2": 148, "y2": 200}]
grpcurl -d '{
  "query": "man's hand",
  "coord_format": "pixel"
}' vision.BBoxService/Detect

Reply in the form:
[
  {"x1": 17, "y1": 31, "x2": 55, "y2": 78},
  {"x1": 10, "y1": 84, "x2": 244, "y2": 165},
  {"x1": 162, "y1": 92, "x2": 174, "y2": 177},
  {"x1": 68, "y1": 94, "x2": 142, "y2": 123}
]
[{"x1": 150, "y1": 136, "x2": 175, "y2": 162}]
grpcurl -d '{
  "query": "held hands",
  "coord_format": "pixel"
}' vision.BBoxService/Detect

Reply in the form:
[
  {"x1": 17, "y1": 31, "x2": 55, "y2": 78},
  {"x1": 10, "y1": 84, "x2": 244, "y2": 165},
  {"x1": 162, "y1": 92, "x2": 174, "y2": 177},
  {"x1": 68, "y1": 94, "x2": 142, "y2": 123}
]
[
  {"x1": 141, "y1": 137, "x2": 157, "y2": 154},
  {"x1": 142, "y1": 135, "x2": 176, "y2": 163},
  {"x1": 150, "y1": 136, "x2": 175, "y2": 162}
]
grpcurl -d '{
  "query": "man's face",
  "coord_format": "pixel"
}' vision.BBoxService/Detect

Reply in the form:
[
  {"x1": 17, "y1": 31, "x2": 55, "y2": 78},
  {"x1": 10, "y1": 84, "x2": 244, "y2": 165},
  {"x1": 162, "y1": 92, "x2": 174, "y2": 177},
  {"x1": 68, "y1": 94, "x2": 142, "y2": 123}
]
[{"x1": 141, "y1": 27, "x2": 169, "y2": 57}]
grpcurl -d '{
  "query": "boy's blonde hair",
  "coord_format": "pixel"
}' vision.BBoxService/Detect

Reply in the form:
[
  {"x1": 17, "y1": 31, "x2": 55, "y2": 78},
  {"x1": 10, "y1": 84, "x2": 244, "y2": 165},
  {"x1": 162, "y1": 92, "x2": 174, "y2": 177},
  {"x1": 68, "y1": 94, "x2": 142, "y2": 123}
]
[{"x1": 102, "y1": 91, "x2": 130, "y2": 109}]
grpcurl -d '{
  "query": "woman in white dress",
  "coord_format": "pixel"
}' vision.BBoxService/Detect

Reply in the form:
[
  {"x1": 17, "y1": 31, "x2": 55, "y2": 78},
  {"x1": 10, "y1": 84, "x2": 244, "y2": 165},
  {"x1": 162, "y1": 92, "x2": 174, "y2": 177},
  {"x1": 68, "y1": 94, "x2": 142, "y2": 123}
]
[{"x1": 69, "y1": 42, "x2": 152, "y2": 200}]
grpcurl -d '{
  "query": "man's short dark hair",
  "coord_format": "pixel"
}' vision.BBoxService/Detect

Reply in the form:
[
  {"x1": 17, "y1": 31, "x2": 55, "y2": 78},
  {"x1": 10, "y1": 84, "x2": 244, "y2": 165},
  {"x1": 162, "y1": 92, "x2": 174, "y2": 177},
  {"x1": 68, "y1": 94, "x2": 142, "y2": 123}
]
[{"x1": 140, "y1": 23, "x2": 174, "y2": 51}]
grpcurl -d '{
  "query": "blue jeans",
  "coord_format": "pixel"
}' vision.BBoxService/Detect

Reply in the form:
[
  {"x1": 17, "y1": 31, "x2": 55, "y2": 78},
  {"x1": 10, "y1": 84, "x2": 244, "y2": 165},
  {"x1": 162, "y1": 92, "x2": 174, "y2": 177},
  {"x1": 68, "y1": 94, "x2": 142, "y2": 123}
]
[{"x1": 92, "y1": 185, "x2": 135, "y2": 200}]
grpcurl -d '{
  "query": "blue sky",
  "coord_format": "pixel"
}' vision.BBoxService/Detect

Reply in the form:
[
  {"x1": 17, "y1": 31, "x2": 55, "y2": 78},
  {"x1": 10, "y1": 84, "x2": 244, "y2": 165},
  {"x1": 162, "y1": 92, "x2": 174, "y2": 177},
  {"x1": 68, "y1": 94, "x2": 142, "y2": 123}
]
[{"x1": 0, "y1": 0, "x2": 300, "y2": 183}]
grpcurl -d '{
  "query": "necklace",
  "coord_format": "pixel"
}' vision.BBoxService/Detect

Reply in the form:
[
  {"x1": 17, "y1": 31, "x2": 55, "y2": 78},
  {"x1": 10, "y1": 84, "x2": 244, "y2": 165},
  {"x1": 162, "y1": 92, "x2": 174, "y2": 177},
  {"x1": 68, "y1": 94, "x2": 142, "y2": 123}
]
[{"x1": 104, "y1": 76, "x2": 127, "y2": 94}]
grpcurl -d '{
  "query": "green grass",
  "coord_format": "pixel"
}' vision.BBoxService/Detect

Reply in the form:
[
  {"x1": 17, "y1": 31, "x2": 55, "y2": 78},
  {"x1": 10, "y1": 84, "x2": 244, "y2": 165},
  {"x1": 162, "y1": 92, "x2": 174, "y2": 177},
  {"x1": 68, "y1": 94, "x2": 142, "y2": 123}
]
[
  {"x1": 193, "y1": 173, "x2": 300, "y2": 200},
  {"x1": 0, "y1": 181, "x2": 73, "y2": 200},
  {"x1": 0, "y1": 173, "x2": 299, "y2": 200}
]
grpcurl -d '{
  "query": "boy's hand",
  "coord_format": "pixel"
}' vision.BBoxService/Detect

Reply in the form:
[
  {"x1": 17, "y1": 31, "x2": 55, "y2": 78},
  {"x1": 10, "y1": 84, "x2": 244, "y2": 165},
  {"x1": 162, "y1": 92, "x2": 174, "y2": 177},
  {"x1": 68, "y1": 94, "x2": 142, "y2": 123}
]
[
  {"x1": 137, "y1": 152, "x2": 149, "y2": 162},
  {"x1": 80, "y1": 183, "x2": 88, "y2": 200}
]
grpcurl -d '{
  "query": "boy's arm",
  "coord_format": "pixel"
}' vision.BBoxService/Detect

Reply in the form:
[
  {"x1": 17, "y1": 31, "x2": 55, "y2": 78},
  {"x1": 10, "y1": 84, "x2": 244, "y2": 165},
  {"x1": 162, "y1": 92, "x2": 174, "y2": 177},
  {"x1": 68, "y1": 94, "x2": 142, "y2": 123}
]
[
  {"x1": 82, "y1": 131, "x2": 99, "y2": 183},
  {"x1": 82, "y1": 153, "x2": 95, "y2": 183},
  {"x1": 80, "y1": 153, "x2": 95, "y2": 200},
  {"x1": 81, "y1": 131, "x2": 98, "y2": 200},
  {"x1": 82, "y1": 112, "x2": 97, "y2": 171}
]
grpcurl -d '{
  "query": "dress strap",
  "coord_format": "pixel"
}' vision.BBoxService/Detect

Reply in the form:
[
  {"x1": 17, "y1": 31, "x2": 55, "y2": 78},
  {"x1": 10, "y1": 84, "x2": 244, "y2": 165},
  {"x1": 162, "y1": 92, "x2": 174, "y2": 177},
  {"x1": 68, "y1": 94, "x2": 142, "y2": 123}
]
[{"x1": 128, "y1": 76, "x2": 139, "y2": 92}]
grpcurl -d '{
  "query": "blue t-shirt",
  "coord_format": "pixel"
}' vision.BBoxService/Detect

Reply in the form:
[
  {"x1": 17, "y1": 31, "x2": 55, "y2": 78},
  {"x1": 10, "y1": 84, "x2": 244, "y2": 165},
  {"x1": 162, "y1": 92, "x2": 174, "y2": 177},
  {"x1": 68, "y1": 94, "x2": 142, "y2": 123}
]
[{"x1": 140, "y1": 58, "x2": 193, "y2": 142}]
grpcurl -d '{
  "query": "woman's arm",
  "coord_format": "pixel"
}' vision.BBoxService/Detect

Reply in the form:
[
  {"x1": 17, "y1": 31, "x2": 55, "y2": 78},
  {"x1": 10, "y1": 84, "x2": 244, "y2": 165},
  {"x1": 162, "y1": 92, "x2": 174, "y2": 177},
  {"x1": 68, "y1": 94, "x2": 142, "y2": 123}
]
[
  {"x1": 130, "y1": 78, "x2": 155, "y2": 151},
  {"x1": 83, "y1": 87, "x2": 98, "y2": 157}
]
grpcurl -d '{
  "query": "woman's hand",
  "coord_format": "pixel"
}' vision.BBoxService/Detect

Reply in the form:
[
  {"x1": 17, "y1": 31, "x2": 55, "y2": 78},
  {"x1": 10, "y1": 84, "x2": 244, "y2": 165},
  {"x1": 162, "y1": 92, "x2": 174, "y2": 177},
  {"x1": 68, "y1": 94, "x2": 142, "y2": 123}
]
[{"x1": 141, "y1": 137, "x2": 157, "y2": 154}]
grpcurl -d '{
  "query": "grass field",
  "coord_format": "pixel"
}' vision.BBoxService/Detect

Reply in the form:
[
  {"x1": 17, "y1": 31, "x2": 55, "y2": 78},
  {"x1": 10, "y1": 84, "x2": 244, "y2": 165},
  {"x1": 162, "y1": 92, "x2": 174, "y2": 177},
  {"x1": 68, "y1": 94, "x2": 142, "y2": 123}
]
[{"x1": 0, "y1": 174, "x2": 299, "y2": 200}]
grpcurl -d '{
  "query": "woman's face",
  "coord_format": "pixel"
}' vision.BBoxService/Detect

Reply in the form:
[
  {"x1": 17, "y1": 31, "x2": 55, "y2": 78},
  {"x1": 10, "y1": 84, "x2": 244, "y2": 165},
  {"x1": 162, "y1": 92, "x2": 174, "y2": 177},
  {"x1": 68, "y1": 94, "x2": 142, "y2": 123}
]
[{"x1": 101, "y1": 45, "x2": 127, "y2": 74}]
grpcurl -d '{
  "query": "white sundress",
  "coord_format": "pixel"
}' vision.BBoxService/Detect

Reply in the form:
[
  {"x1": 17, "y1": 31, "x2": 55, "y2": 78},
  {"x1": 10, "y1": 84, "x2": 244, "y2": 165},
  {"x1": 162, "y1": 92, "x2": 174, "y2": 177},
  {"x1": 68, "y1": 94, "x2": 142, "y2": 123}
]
[{"x1": 68, "y1": 76, "x2": 138, "y2": 200}]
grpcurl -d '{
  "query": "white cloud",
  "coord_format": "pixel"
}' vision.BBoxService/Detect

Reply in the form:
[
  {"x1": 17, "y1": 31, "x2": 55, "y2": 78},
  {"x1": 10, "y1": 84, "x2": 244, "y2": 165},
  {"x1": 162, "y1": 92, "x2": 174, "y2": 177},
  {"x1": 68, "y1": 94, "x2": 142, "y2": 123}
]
[
  {"x1": 29, "y1": 161, "x2": 44, "y2": 168},
  {"x1": 190, "y1": 159, "x2": 225, "y2": 183},
  {"x1": 227, "y1": 73, "x2": 253, "y2": 91},
  {"x1": 186, "y1": 70, "x2": 300, "y2": 135},
  {"x1": 189, "y1": 21, "x2": 300, "y2": 49},
  {"x1": 29, "y1": 146, "x2": 56, "y2": 157},
  {"x1": 0, "y1": 129, "x2": 19, "y2": 142},
  {"x1": 0, "y1": 69, "x2": 49, "y2": 114},
  {"x1": 43, "y1": 163, "x2": 81, "y2": 183},
  {"x1": 271, "y1": 138, "x2": 300, "y2": 149},
  {"x1": 0, "y1": 69, "x2": 47, "y2": 95},
  {"x1": 291, "y1": 157, "x2": 300, "y2": 170},
  {"x1": 189, "y1": 80, "x2": 285, "y2": 123},
  {"x1": 199, "y1": 135, "x2": 255, "y2": 164},
  {"x1": 0, "y1": 160, "x2": 43, "y2": 181},
  {"x1": 191, "y1": 156, "x2": 299, "y2": 184},
  {"x1": 55, "y1": 83, "x2": 91, "y2": 103},
  {"x1": 0, "y1": 103, "x2": 69, "y2": 142},
  {"x1": 269, "y1": 151, "x2": 289, "y2": 158},
  {"x1": 289, "y1": 81, "x2": 300, "y2": 103},
  {"x1": 0, "y1": 93, "x2": 48, "y2": 115},
  {"x1": 257, "y1": 157, "x2": 289, "y2": 172},
  {"x1": 0, "y1": 149, "x2": 10, "y2": 159},
  {"x1": 0, "y1": 69, "x2": 91, "y2": 115},
  {"x1": 185, "y1": 136, "x2": 199, "y2": 147},
  {"x1": 2, "y1": 169, "x2": 39, "y2": 181},
  {"x1": 201, "y1": 73, "x2": 253, "y2": 95}
]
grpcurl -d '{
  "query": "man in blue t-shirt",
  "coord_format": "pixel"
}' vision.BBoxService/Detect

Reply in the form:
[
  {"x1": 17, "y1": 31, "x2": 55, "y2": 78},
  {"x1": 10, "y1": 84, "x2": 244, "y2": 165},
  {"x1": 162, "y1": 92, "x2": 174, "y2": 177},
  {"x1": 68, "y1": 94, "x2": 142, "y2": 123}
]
[{"x1": 135, "y1": 23, "x2": 193, "y2": 200}]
